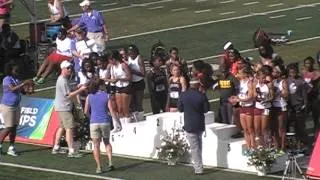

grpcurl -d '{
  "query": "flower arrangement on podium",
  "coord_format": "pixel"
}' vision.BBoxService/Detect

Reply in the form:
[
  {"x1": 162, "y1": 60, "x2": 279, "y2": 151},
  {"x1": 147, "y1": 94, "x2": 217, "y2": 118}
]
[
  {"x1": 247, "y1": 146, "x2": 277, "y2": 176},
  {"x1": 156, "y1": 126, "x2": 189, "y2": 165}
]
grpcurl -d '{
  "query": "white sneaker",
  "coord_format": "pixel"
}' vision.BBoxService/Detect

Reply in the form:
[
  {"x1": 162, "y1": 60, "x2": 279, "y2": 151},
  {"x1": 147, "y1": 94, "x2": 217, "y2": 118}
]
[{"x1": 7, "y1": 147, "x2": 18, "y2": 157}]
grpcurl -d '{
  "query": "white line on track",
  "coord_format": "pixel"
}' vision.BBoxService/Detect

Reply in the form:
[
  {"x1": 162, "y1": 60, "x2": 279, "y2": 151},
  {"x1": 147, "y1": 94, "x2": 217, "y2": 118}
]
[
  {"x1": 194, "y1": 9, "x2": 212, "y2": 14},
  {"x1": 195, "y1": 0, "x2": 208, "y2": 2},
  {"x1": 102, "y1": 2, "x2": 118, "y2": 7},
  {"x1": 268, "y1": 3, "x2": 283, "y2": 7},
  {"x1": 111, "y1": 2, "x2": 320, "y2": 40},
  {"x1": 11, "y1": 0, "x2": 174, "y2": 27},
  {"x1": 171, "y1": 7, "x2": 187, "y2": 12},
  {"x1": 0, "y1": 162, "x2": 123, "y2": 180},
  {"x1": 131, "y1": 0, "x2": 173, "y2": 7},
  {"x1": 269, "y1": 14, "x2": 286, "y2": 19},
  {"x1": 296, "y1": 16, "x2": 312, "y2": 21},
  {"x1": 243, "y1": 1, "x2": 259, "y2": 6},
  {"x1": 11, "y1": 1, "x2": 320, "y2": 34},
  {"x1": 148, "y1": 6, "x2": 164, "y2": 10},
  {"x1": 219, "y1": 11, "x2": 236, "y2": 15},
  {"x1": 219, "y1": 0, "x2": 235, "y2": 4}
]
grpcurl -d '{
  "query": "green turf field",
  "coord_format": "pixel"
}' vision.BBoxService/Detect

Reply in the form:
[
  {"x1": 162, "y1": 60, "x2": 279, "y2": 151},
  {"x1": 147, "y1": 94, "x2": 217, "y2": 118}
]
[{"x1": 1, "y1": 0, "x2": 319, "y2": 179}]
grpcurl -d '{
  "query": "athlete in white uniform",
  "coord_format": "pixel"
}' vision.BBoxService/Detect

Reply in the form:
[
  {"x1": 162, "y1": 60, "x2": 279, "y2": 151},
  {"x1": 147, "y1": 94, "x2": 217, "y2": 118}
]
[
  {"x1": 127, "y1": 45, "x2": 146, "y2": 121},
  {"x1": 236, "y1": 67, "x2": 255, "y2": 150},
  {"x1": 253, "y1": 67, "x2": 274, "y2": 146},
  {"x1": 271, "y1": 65, "x2": 288, "y2": 152},
  {"x1": 107, "y1": 50, "x2": 131, "y2": 125}
]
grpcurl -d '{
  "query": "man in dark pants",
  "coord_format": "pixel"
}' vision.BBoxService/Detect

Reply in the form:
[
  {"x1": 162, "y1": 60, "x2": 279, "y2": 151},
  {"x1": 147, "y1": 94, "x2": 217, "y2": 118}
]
[{"x1": 178, "y1": 78, "x2": 210, "y2": 175}]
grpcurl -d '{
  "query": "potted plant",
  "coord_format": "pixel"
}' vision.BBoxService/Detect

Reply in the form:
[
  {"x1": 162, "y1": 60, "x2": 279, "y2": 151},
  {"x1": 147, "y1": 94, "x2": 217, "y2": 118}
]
[
  {"x1": 156, "y1": 127, "x2": 189, "y2": 165},
  {"x1": 247, "y1": 146, "x2": 277, "y2": 176}
]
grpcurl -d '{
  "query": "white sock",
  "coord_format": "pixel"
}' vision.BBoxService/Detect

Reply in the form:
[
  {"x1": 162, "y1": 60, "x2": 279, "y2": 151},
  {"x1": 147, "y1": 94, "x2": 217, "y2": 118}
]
[
  {"x1": 125, "y1": 117, "x2": 131, "y2": 123},
  {"x1": 69, "y1": 148, "x2": 75, "y2": 154},
  {"x1": 8, "y1": 145, "x2": 15, "y2": 150},
  {"x1": 53, "y1": 145, "x2": 60, "y2": 150},
  {"x1": 112, "y1": 117, "x2": 121, "y2": 129},
  {"x1": 119, "y1": 117, "x2": 125, "y2": 124},
  {"x1": 138, "y1": 111, "x2": 144, "y2": 121}
]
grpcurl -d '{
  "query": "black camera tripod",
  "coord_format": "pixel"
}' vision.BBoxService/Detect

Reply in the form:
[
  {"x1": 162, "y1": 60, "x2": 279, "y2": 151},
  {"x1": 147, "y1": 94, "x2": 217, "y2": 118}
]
[{"x1": 281, "y1": 152, "x2": 306, "y2": 180}]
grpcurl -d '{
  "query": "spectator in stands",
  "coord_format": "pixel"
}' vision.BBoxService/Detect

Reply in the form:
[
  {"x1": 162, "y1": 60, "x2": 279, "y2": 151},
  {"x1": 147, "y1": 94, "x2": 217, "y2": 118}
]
[
  {"x1": 72, "y1": 28, "x2": 99, "y2": 79},
  {"x1": 0, "y1": 23, "x2": 20, "y2": 59},
  {"x1": 0, "y1": 0, "x2": 13, "y2": 30},
  {"x1": 166, "y1": 64, "x2": 187, "y2": 112},
  {"x1": 127, "y1": 45, "x2": 146, "y2": 121},
  {"x1": 302, "y1": 56, "x2": 320, "y2": 132},
  {"x1": 84, "y1": 78, "x2": 114, "y2": 174},
  {"x1": 147, "y1": 55, "x2": 168, "y2": 114},
  {"x1": 215, "y1": 63, "x2": 239, "y2": 124},
  {"x1": 271, "y1": 64, "x2": 288, "y2": 153},
  {"x1": 52, "y1": 61, "x2": 86, "y2": 158},
  {"x1": 287, "y1": 63, "x2": 309, "y2": 152},
  {"x1": 47, "y1": 0, "x2": 70, "y2": 28},
  {"x1": 106, "y1": 50, "x2": 131, "y2": 125},
  {"x1": 178, "y1": 78, "x2": 210, "y2": 175},
  {"x1": 68, "y1": 0, "x2": 109, "y2": 52},
  {"x1": 33, "y1": 29, "x2": 73, "y2": 84},
  {"x1": 253, "y1": 65, "x2": 274, "y2": 146},
  {"x1": 0, "y1": 62, "x2": 32, "y2": 157}
]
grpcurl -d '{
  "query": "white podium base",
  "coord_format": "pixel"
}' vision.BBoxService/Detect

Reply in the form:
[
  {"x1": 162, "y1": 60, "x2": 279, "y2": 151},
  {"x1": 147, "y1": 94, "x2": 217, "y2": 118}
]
[{"x1": 93, "y1": 112, "x2": 286, "y2": 174}]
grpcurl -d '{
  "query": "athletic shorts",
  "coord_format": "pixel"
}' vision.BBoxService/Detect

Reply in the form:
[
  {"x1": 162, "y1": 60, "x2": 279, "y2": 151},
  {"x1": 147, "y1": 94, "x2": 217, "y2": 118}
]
[
  {"x1": 239, "y1": 106, "x2": 254, "y2": 116},
  {"x1": 0, "y1": 104, "x2": 20, "y2": 128},
  {"x1": 57, "y1": 111, "x2": 75, "y2": 129},
  {"x1": 115, "y1": 85, "x2": 131, "y2": 94},
  {"x1": 90, "y1": 123, "x2": 110, "y2": 140},
  {"x1": 254, "y1": 108, "x2": 270, "y2": 116},
  {"x1": 48, "y1": 51, "x2": 72, "y2": 63},
  {"x1": 131, "y1": 80, "x2": 145, "y2": 91}
]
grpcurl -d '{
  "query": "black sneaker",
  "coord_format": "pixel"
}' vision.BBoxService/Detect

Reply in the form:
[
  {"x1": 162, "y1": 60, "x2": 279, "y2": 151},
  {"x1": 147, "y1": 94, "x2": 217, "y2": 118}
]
[{"x1": 108, "y1": 165, "x2": 115, "y2": 171}]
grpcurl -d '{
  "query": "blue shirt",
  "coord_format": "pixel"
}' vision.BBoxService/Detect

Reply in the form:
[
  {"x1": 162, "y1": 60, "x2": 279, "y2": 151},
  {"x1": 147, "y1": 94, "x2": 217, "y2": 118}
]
[
  {"x1": 1, "y1": 76, "x2": 21, "y2": 107},
  {"x1": 78, "y1": 10, "x2": 105, "y2": 33},
  {"x1": 178, "y1": 89, "x2": 210, "y2": 133},
  {"x1": 88, "y1": 91, "x2": 111, "y2": 124}
]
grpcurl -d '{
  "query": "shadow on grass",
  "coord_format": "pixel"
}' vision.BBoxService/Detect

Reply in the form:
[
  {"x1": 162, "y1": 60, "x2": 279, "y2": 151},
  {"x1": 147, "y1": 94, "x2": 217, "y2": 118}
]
[
  {"x1": 113, "y1": 161, "x2": 146, "y2": 171},
  {"x1": 17, "y1": 146, "x2": 51, "y2": 154}
]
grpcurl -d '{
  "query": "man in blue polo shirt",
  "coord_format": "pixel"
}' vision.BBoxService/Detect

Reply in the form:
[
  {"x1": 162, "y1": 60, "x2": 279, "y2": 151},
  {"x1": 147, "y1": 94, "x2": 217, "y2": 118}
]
[
  {"x1": 68, "y1": 0, "x2": 108, "y2": 52},
  {"x1": 178, "y1": 78, "x2": 210, "y2": 175}
]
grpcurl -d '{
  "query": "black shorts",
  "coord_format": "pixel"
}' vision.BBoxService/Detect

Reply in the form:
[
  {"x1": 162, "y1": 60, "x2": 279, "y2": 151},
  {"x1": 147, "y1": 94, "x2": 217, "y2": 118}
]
[
  {"x1": 106, "y1": 84, "x2": 116, "y2": 94},
  {"x1": 131, "y1": 80, "x2": 145, "y2": 91},
  {"x1": 0, "y1": 13, "x2": 10, "y2": 20},
  {"x1": 115, "y1": 85, "x2": 131, "y2": 94}
]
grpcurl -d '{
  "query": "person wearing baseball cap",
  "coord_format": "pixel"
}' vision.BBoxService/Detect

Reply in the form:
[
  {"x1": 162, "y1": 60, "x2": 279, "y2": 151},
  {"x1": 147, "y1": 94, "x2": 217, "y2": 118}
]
[
  {"x1": 52, "y1": 60, "x2": 87, "y2": 158},
  {"x1": 68, "y1": 0, "x2": 108, "y2": 52}
]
